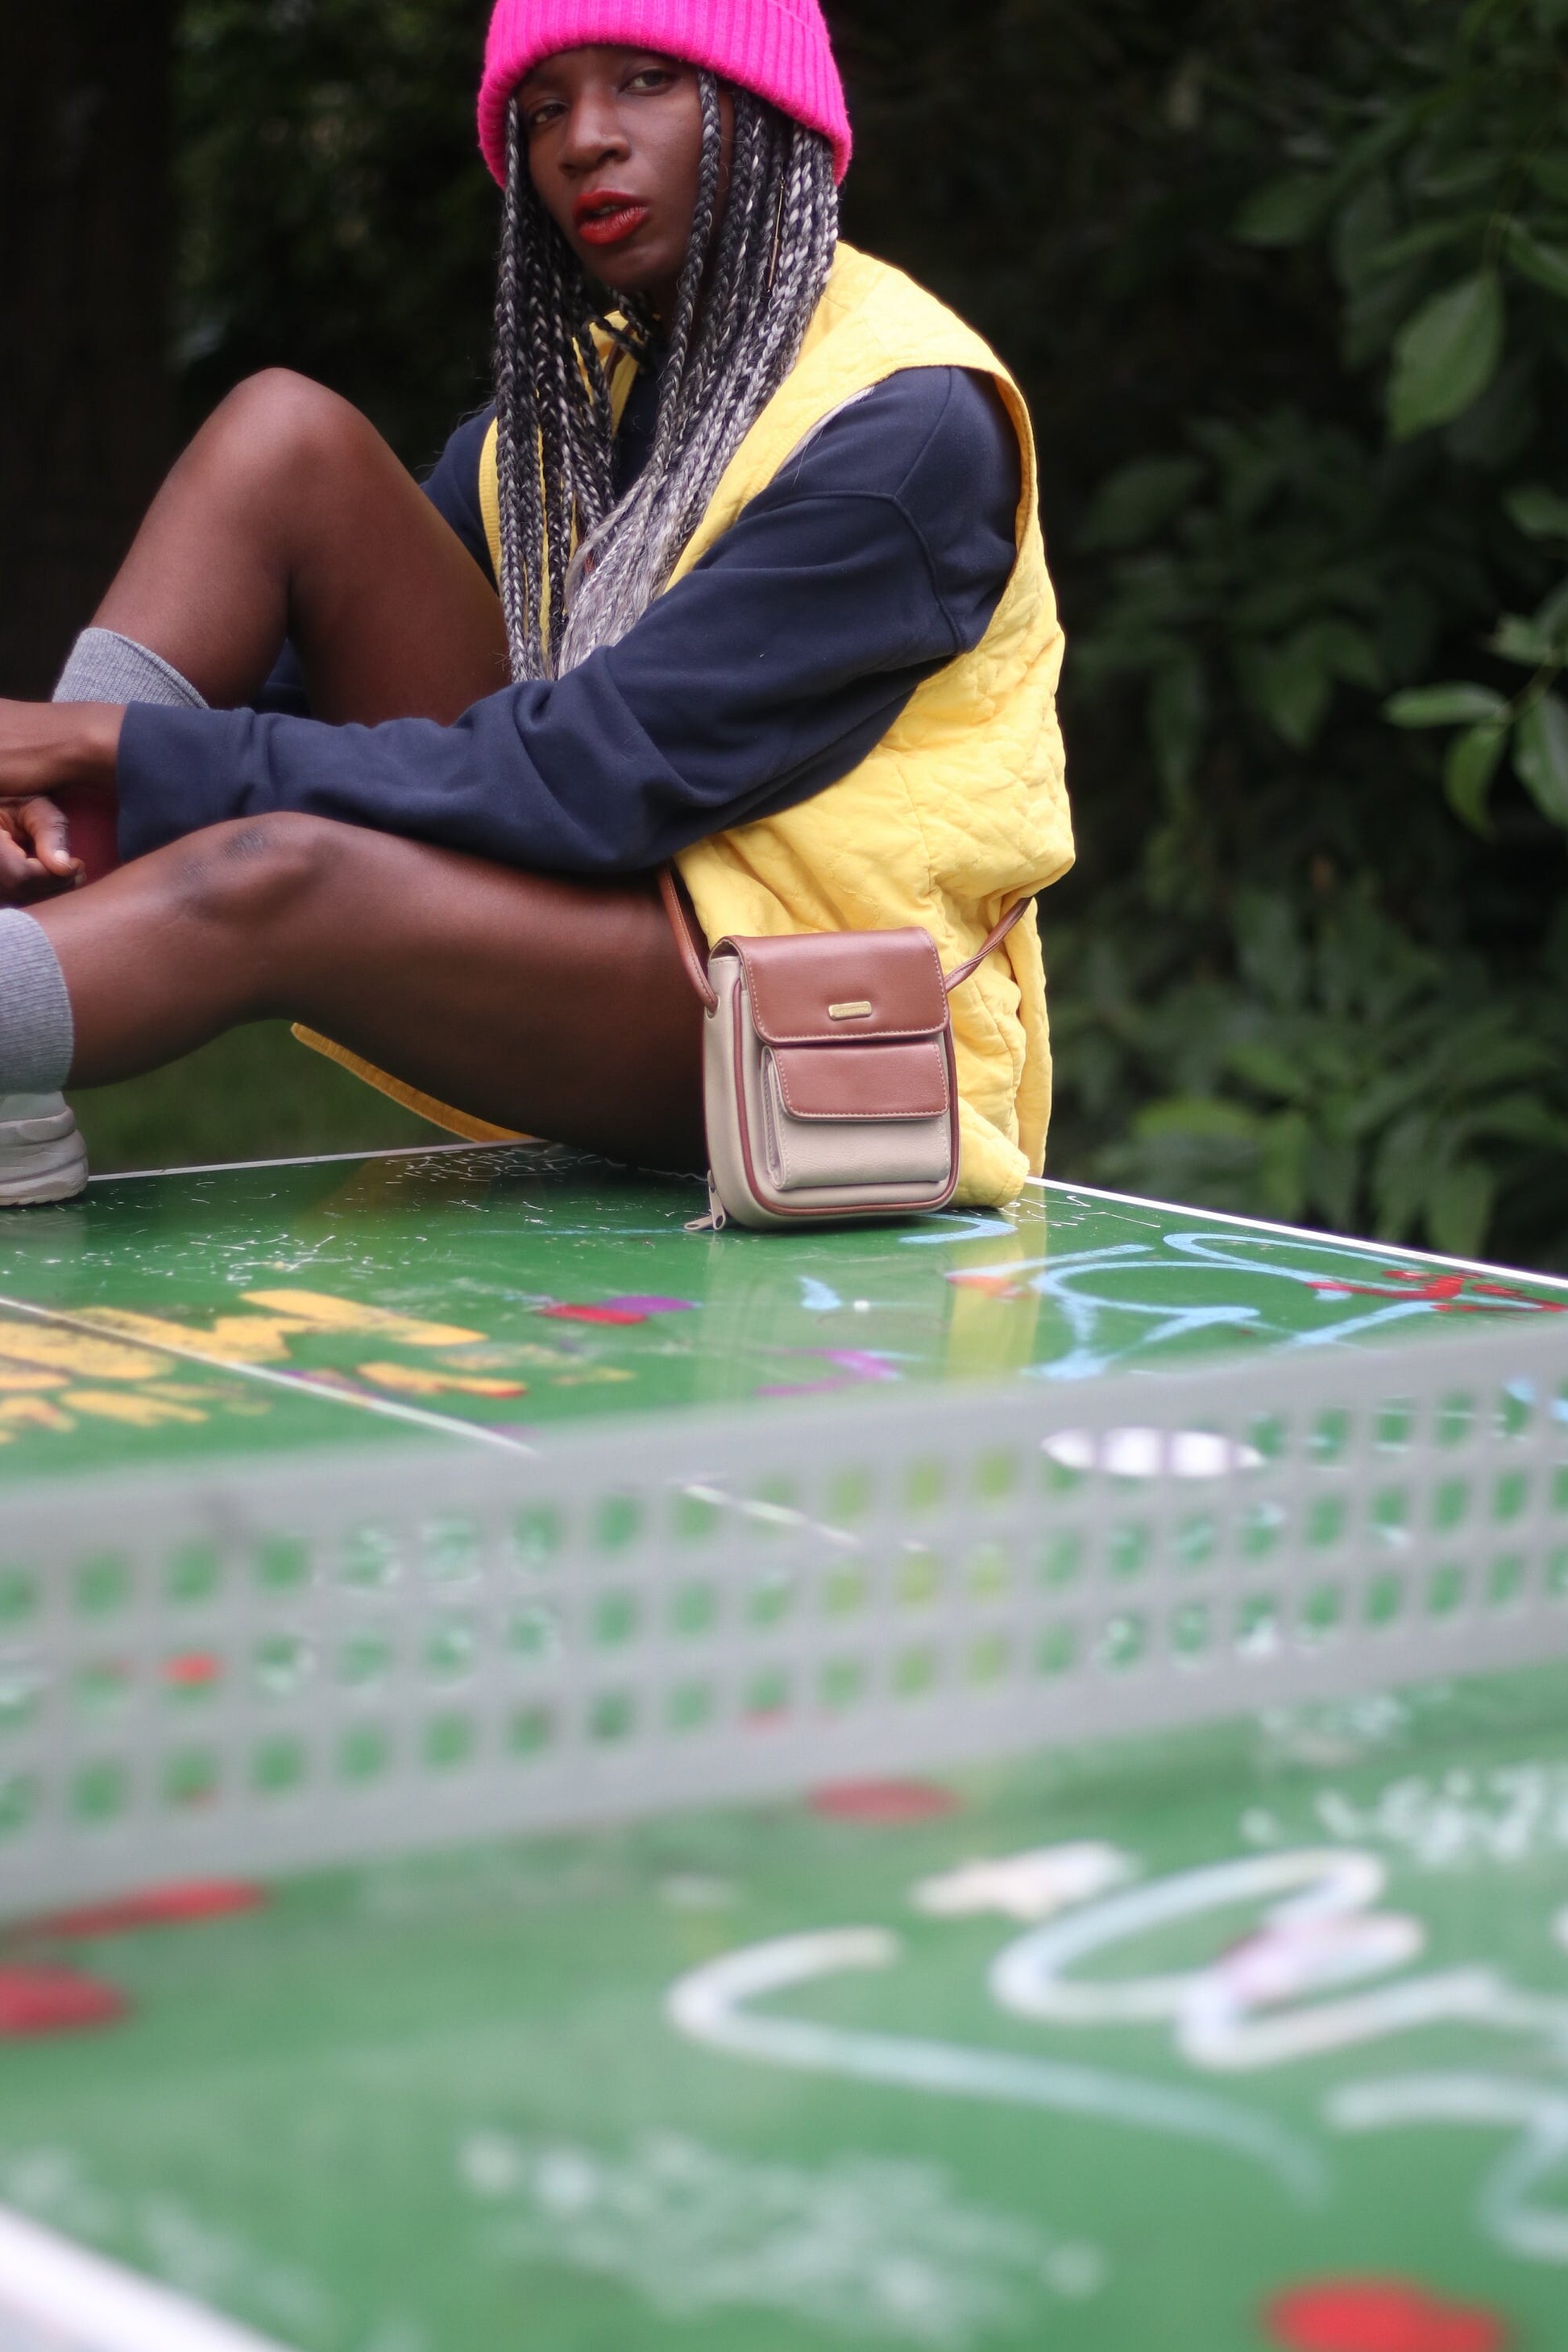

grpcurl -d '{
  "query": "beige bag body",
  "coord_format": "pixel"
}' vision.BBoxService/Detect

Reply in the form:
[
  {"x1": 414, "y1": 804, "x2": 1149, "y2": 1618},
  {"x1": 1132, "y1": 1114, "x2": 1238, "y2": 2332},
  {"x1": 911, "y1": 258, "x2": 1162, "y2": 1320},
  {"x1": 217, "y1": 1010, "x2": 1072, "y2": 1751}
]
[{"x1": 660, "y1": 870, "x2": 1028, "y2": 1232}]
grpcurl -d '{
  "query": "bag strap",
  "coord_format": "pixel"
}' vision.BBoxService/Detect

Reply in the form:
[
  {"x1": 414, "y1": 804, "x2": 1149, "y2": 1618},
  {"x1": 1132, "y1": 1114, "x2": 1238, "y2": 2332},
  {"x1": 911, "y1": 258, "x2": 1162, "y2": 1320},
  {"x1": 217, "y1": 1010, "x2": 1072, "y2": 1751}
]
[
  {"x1": 658, "y1": 865, "x2": 718, "y2": 1013},
  {"x1": 657, "y1": 864, "x2": 1032, "y2": 1010},
  {"x1": 942, "y1": 895, "x2": 1033, "y2": 996}
]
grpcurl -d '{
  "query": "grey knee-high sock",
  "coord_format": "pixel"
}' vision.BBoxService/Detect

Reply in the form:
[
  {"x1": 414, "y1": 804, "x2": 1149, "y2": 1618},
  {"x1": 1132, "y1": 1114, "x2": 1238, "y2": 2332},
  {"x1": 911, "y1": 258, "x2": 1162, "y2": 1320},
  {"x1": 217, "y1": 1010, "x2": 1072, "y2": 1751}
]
[
  {"x1": 52, "y1": 627, "x2": 207, "y2": 709},
  {"x1": 0, "y1": 912, "x2": 74, "y2": 1093}
]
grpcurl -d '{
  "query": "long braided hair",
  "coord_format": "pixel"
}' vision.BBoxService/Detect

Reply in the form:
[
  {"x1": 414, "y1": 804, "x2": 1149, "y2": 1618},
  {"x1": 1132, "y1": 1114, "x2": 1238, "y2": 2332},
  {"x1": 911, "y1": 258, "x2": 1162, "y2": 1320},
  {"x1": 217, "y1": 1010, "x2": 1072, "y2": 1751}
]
[{"x1": 493, "y1": 74, "x2": 838, "y2": 680}]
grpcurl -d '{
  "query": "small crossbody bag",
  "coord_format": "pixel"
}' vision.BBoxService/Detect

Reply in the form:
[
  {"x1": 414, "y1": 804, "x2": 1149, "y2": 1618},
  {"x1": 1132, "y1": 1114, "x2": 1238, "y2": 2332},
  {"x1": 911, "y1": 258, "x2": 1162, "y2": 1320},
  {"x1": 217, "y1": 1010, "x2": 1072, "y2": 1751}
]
[{"x1": 658, "y1": 868, "x2": 1031, "y2": 1232}]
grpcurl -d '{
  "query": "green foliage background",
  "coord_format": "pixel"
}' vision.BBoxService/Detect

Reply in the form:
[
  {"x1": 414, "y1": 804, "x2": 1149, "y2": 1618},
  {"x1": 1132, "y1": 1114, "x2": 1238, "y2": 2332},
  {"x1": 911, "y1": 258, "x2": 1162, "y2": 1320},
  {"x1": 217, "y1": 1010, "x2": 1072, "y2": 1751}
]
[{"x1": 82, "y1": 0, "x2": 1568, "y2": 1263}]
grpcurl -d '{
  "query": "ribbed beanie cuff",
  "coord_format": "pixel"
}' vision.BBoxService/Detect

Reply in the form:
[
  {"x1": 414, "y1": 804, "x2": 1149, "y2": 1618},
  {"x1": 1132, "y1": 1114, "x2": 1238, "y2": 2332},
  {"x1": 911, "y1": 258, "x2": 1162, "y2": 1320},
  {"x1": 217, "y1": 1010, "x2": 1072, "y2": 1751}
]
[{"x1": 478, "y1": 0, "x2": 852, "y2": 185}]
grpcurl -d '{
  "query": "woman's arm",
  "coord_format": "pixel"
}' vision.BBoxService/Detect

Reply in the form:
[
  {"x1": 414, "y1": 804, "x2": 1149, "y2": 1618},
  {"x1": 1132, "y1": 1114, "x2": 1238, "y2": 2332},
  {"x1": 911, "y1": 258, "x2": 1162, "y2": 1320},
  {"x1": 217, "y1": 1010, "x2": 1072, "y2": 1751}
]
[{"x1": 116, "y1": 368, "x2": 1021, "y2": 874}]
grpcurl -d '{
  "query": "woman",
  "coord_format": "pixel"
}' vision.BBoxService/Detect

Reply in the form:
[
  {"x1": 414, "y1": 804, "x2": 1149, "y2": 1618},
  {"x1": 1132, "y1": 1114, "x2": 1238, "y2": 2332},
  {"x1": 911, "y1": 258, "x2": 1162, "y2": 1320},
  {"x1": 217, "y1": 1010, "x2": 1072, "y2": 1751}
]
[{"x1": 0, "y1": 0, "x2": 1072, "y2": 1212}]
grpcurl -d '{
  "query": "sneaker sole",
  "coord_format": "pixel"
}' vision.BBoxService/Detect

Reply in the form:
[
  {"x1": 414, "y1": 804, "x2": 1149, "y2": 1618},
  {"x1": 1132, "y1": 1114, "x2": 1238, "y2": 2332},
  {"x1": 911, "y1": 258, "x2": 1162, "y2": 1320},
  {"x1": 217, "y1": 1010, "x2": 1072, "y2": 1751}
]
[{"x1": 0, "y1": 1134, "x2": 89, "y2": 1206}]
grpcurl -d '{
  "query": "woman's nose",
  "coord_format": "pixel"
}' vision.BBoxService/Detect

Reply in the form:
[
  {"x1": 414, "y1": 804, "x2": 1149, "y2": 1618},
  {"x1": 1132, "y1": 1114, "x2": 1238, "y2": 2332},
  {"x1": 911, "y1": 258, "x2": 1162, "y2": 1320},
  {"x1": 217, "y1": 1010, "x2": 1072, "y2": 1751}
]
[{"x1": 560, "y1": 95, "x2": 629, "y2": 172}]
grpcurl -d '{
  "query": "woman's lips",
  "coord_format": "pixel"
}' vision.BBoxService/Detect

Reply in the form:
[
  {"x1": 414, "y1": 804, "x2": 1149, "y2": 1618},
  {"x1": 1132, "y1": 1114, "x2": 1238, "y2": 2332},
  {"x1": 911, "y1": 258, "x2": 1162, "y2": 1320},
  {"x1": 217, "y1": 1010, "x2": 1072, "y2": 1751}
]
[{"x1": 575, "y1": 197, "x2": 652, "y2": 248}]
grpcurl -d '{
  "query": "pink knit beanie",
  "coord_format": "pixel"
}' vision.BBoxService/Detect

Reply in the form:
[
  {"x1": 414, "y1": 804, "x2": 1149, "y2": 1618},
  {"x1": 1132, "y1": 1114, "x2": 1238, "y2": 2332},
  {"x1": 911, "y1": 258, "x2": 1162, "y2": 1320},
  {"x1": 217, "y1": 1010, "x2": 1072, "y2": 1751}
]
[{"x1": 478, "y1": 0, "x2": 852, "y2": 187}]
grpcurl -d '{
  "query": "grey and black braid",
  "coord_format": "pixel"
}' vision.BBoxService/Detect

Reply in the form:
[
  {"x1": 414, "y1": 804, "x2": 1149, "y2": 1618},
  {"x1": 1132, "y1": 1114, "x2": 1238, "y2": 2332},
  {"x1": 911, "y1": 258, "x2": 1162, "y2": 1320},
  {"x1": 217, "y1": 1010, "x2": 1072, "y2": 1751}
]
[{"x1": 492, "y1": 77, "x2": 838, "y2": 680}]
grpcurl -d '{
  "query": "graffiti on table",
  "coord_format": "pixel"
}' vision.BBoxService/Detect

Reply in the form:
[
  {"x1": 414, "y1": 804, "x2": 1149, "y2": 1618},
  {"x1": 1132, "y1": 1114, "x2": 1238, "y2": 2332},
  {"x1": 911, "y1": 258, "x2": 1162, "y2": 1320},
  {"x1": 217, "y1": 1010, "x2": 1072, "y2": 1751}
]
[
  {"x1": 0, "y1": 1287, "x2": 626, "y2": 1454},
  {"x1": 669, "y1": 1839, "x2": 1568, "y2": 2263},
  {"x1": 456, "y1": 2127, "x2": 1105, "y2": 2347}
]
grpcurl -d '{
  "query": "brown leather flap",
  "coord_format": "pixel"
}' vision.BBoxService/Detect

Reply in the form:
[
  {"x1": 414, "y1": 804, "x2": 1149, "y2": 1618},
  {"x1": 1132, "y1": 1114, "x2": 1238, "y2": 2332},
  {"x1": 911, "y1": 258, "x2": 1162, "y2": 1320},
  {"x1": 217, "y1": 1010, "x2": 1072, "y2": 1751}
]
[
  {"x1": 722, "y1": 927, "x2": 948, "y2": 1044},
  {"x1": 769, "y1": 1039, "x2": 951, "y2": 1121}
]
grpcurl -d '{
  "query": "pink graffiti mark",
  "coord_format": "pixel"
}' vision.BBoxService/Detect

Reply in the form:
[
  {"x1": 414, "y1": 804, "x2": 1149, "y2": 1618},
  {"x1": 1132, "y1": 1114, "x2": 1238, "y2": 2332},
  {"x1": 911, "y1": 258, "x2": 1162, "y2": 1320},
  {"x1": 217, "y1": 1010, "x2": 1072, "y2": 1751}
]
[
  {"x1": 1309, "y1": 1267, "x2": 1565, "y2": 1316},
  {"x1": 946, "y1": 1269, "x2": 1031, "y2": 1299},
  {"x1": 755, "y1": 1348, "x2": 901, "y2": 1401},
  {"x1": 816, "y1": 1349, "x2": 901, "y2": 1381},
  {"x1": 538, "y1": 1296, "x2": 698, "y2": 1326}
]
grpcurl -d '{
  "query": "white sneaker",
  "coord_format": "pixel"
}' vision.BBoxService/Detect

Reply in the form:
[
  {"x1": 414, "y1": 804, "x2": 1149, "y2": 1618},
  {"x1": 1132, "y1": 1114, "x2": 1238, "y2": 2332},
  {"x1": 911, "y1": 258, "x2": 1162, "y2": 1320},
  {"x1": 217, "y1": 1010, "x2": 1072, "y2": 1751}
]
[{"x1": 0, "y1": 1094, "x2": 89, "y2": 1205}]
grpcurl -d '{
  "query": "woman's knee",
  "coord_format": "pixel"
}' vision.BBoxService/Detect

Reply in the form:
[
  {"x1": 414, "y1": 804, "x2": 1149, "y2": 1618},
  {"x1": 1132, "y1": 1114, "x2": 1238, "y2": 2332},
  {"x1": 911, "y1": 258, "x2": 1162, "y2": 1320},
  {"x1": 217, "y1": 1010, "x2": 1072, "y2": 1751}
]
[
  {"x1": 172, "y1": 814, "x2": 344, "y2": 939},
  {"x1": 196, "y1": 370, "x2": 380, "y2": 509}
]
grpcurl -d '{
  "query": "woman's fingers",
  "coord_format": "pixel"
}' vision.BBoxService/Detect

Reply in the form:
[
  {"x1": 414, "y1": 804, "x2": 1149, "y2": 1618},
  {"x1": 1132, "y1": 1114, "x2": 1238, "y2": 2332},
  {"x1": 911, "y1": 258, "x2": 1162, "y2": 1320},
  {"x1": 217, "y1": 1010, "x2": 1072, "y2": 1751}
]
[
  {"x1": 19, "y1": 798, "x2": 85, "y2": 883},
  {"x1": 0, "y1": 803, "x2": 85, "y2": 902},
  {"x1": 0, "y1": 823, "x2": 36, "y2": 897}
]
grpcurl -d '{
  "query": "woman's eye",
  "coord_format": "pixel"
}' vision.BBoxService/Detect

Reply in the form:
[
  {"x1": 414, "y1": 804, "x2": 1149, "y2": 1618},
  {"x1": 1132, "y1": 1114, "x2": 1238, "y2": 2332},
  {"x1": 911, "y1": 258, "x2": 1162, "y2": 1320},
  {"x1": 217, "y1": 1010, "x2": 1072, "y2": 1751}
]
[
  {"x1": 627, "y1": 68, "x2": 675, "y2": 93},
  {"x1": 524, "y1": 100, "x2": 564, "y2": 131}
]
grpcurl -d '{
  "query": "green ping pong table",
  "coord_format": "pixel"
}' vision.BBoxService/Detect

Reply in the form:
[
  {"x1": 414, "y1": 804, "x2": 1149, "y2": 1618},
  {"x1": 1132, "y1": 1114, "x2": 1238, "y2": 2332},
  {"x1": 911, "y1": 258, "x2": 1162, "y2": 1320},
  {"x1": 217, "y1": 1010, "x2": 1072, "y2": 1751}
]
[{"x1": 1, "y1": 1143, "x2": 1567, "y2": 2352}]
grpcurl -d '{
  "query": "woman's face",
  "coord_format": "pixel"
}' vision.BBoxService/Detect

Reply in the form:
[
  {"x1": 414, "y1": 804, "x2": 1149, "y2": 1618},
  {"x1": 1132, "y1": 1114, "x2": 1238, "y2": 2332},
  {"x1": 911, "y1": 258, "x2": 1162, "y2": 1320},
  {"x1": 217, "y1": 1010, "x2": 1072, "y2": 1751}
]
[{"x1": 516, "y1": 45, "x2": 731, "y2": 318}]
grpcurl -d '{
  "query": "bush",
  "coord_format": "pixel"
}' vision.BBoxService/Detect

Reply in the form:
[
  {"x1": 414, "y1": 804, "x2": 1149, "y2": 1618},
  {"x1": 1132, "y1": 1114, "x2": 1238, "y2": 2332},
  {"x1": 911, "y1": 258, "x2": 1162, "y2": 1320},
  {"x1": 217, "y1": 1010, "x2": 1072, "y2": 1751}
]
[
  {"x1": 170, "y1": 0, "x2": 1568, "y2": 1263},
  {"x1": 1054, "y1": 0, "x2": 1568, "y2": 1267}
]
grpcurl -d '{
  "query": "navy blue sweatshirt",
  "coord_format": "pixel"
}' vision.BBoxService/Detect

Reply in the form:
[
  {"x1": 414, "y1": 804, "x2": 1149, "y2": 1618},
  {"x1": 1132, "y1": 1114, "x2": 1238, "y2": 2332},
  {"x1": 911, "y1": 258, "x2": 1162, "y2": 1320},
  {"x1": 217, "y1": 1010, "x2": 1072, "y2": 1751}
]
[{"x1": 117, "y1": 364, "x2": 1020, "y2": 876}]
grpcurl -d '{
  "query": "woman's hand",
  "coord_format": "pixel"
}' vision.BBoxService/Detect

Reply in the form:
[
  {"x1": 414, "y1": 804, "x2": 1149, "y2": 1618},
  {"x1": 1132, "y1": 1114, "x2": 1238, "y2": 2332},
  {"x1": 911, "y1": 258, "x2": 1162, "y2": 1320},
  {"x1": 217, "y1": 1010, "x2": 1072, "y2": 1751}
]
[
  {"x1": 0, "y1": 799, "x2": 85, "y2": 898},
  {"x1": 0, "y1": 701, "x2": 123, "y2": 802}
]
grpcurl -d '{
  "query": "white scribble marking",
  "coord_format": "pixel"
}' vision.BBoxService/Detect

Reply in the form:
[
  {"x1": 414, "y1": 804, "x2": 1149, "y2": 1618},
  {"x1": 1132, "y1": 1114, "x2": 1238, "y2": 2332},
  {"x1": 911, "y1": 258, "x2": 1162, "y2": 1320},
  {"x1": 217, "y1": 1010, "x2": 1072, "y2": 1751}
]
[
  {"x1": 1315, "y1": 1762, "x2": 1568, "y2": 1871},
  {"x1": 667, "y1": 1929, "x2": 1322, "y2": 2196},
  {"x1": 1329, "y1": 2075, "x2": 1568, "y2": 2263},
  {"x1": 990, "y1": 1850, "x2": 1568, "y2": 2071},
  {"x1": 913, "y1": 1844, "x2": 1135, "y2": 1923},
  {"x1": 458, "y1": 2127, "x2": 1104, "y2": 2348}
]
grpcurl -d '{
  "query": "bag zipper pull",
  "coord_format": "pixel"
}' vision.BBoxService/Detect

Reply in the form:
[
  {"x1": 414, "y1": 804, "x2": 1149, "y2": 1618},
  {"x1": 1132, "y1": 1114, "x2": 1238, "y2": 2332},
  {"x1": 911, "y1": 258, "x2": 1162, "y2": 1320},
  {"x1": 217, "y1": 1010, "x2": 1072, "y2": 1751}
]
[{"x1": 685, "y1": 1172, "x2": 728, "y2": 1234}]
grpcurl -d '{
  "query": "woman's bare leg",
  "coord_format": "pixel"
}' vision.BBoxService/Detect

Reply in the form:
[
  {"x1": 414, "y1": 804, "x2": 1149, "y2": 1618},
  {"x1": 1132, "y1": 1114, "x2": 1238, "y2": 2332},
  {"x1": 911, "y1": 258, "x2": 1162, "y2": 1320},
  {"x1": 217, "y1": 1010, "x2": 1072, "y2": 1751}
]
[
  {"x1": 28, "y1": 815, "x2": 704, "y2": 1168},
  {"x1": 16, "y1": 375, "x2": 705, "y2": 1171},
  {"x1": 41, "y1": 371, "x2": 510, "y2": 893},
  {"x1": 91, "y1": 369, "x2": 509, "y2": 722}
]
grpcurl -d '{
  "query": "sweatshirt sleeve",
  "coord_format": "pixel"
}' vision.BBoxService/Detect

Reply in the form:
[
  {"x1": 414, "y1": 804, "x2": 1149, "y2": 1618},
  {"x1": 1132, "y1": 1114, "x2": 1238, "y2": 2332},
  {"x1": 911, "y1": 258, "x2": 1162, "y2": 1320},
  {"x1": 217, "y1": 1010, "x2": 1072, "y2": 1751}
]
[{"x1": 117, "y1": 368, "x2": 1021, "y2": 876}]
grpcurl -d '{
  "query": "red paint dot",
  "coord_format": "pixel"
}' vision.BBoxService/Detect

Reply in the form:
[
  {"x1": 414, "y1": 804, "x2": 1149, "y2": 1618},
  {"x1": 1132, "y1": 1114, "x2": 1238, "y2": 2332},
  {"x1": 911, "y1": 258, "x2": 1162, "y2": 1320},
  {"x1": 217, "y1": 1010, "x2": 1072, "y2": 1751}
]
[
  {"x1": 538, "y1": 1302, "x2": 649, "y2": 1326},
  {"x1": 811, "y1": 1780, "x2": 958, "y2": 1824},
  {"x1": 34, "y1": 1880, "x2": 265, "y2": 1939},
  {"x1": 1264, "y1": 2279, "x2": 1509, "y2": 2352},
  {"x1": 0, "y1": 1966, "x2": 127, "y2": 2037},
  {"x1": 161, "y1": 1651, "x2": 223, "y2": 1689}
]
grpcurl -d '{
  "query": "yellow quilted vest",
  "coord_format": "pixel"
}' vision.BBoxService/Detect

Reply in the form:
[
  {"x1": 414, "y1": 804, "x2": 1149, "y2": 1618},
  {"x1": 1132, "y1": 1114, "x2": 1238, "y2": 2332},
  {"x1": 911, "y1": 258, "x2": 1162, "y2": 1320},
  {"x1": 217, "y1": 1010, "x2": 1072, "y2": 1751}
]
[{"x1": 301, "y1": 244, "x2": 1073, "y2": 1205}]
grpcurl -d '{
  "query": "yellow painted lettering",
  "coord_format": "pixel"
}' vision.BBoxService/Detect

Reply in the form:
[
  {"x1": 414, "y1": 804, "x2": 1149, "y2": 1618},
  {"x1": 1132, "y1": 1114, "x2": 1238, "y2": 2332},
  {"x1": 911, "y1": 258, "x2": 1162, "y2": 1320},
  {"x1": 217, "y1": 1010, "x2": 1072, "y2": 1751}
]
[
  {"x1": 0, "y1": 1321, "x2": 166, "y2": 1382},
  {"x1": 243, "y1": 1290, "x2": 483, "y2": 1346},
  {"x1": 62, "y1": 1390, "x2": 208, "y2": 1429},
  {"x1": 357, "y1": 1362, "x2": 527, "y2": 1399},
  {"x1": 0, "y1": 1396, "x2": 77, "y2": 1433}
]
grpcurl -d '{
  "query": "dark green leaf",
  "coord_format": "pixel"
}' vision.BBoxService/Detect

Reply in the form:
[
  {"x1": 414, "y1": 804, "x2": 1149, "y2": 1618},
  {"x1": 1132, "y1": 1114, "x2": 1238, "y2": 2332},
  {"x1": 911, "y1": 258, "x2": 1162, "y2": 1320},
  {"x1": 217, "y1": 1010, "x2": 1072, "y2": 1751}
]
[
  {"x1": 1259, "y1": 1110, "x2": 1311, "y2": 1222},
  {"x1": 1443, "y1": 722, "x2": 1509, "y2": 832},
  {"x1": 1426, "y1": 1161, "x2": 1495, "y2": 1259},
  {"x1": 1331, "y1": 177, "x2": 1396, "y2": 292},
  {"x1": 1535, "y1": 575, "x2": 1568, "y2": 645},
  {"x1": 1388, "y1": 272, "x2": 1504, "y2": 440},
  {"x1": 1504, "y1": 483, "x2": 1568, "y2": 539},
  {"x1": 1233, "y1": 173, "x2": 1334, "y2": 247},
  {"x1": 1524, "y1": 149, "x2": 1568, "y2": 203},
  {"x1": 1240, "y1": 631, "x2": 1333, "y2": 750},
  {"x1": 1503, "y1": 222, "x2": 1568, "y2": 302},
  {"x1": 1317, "y1": 620, "x2": 1382, "y2": 689},
  {"x1": 1135, "y1": 1097, "x2": 1259, "y2": 1141},
  {"x1": 1366, "y1": 218, "x2": 1483, "y2": 275},
  {"x1": 1227, "y1": 1041, "x2": 1310, "y2": 1101},
  {"x1": 1147, "y1": 656, "x2": 1207, "y2": 794},
  {"x1": 1488, "y1": 615, "x2": 1557, "y2": 667},
  {"x1": 1383, "y1": 683, "x2": 1508, "y2": 728},
  {"x1": 1512, "y1": 692, "x2": 1568, "y2": 826},
  {"x1": 1080, "y1": 457, "x2": 1205, "y2": 551}
]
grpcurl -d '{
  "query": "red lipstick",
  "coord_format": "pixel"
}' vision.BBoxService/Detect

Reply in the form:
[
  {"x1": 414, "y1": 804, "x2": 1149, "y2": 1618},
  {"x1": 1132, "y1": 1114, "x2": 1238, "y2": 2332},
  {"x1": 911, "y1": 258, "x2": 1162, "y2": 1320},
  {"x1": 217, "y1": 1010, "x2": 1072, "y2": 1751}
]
[{"x1": 574, "y1": 189, "x2": 651, "y2": 247}]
